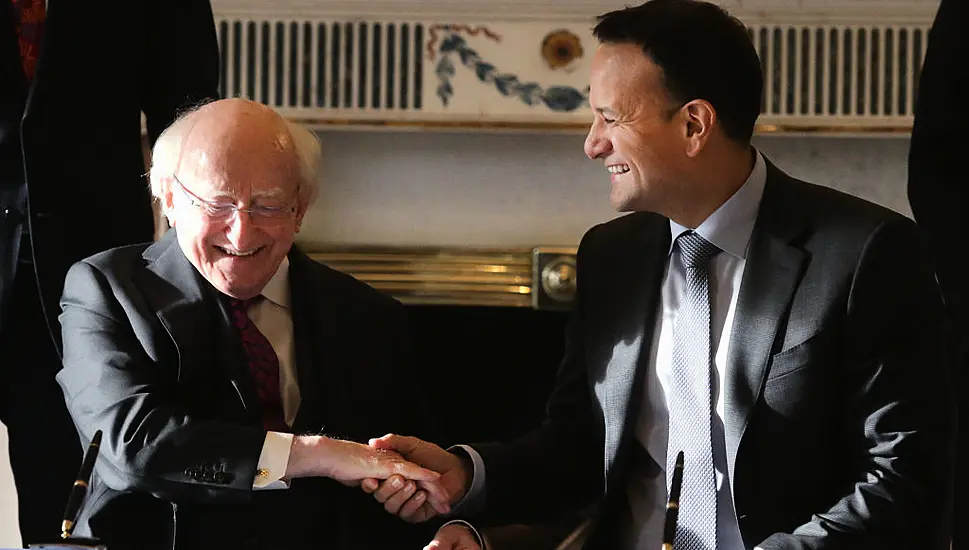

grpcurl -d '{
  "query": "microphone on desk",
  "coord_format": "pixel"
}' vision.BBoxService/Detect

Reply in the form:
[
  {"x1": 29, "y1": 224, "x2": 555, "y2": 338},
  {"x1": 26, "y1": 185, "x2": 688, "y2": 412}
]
[
  {"x1": 662, "y1": 450, "x2": 684, "y2": 550},
  {"x1": 61, "y1": 430, "x2": 102, "y2": 539}
]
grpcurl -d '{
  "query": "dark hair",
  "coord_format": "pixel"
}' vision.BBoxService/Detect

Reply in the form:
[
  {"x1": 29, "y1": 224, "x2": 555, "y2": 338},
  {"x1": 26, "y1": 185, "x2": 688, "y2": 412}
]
[{"x1": 593, "y1": 0, "x2": 763, "y2": 144}]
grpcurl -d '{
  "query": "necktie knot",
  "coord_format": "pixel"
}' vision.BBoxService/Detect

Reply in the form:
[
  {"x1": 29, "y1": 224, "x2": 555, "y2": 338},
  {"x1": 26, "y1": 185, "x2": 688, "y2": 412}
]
[
  {"x1": 228, "y1": 297, "x2": 260, "y2": 330},
  {"x1": 677, "y1": 232, "x2": 720, "y2": 269},
  {"x1": 229, "y1": 297, "x2": 256, "y2": 312}
]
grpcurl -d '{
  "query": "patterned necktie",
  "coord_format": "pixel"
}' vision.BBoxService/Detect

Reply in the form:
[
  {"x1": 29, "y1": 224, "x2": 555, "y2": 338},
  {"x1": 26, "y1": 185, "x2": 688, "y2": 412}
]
[
  {"x1": 10, "y1": 0, "x2": 45, "y2": 80},
  {"x1": 229, "y1": 298, "x2": 288, "y2": 432},
  {"x1": 667, "y1": 231, "x2": 721, "y2": 550}
]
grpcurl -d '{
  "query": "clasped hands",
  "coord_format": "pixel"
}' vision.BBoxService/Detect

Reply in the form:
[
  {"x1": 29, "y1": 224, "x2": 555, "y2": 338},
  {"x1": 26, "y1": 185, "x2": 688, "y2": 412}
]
[
  {"x1": 360, "y1": 434, "x2": 482, "y2": 550},
  {"x1": 286, "y1": 433, "x2": 478, "y2": 547}
]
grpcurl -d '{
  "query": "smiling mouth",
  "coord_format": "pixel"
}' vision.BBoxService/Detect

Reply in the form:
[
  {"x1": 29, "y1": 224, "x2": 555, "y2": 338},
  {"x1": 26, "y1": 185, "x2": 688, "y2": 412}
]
[
  {"x1": 607, "y1": 164, "x2": 630, "y2": 175},
  {"x1": 217, "y1": 245, "x2": 263, "y2": 257}
]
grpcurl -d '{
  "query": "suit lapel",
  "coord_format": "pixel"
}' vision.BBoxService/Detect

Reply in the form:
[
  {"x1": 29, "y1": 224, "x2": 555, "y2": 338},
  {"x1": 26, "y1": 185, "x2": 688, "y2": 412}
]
[
  {"x1": 141, "y1": 231, "x2": 260, "y2": 419},
  {"x1": 597, "y1": 214, "x2": 670, "y2": 477},
  {"x1": 722, "y1": 163, "x2": 808, "y2": 485}
]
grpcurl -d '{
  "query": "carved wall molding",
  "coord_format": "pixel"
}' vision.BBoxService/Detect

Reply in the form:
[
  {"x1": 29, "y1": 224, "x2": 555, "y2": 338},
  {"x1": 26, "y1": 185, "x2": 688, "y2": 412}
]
[{"x1": 210, "y1": 0, "x2": 938, "y2": 134}]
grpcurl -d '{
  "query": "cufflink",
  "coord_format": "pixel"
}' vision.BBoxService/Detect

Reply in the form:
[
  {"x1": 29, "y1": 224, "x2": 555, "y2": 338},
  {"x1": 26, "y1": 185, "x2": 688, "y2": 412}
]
[{"x1": 256, "y1": 468, "x2": 269, "y2": 478}]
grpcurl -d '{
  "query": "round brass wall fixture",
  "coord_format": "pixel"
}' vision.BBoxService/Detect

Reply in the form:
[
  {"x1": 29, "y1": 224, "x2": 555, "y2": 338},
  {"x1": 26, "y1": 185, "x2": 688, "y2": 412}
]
[
  {"x1": 542, "y1": 29, "x2": 583, "y2": 70},
  {"x1": 541, "y1": 256, "x2": 577, "y2": 303}
]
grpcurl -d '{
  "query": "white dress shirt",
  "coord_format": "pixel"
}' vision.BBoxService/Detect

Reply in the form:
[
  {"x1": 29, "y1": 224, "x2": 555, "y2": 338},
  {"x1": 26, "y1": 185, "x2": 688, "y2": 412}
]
[
  {"x1": 618, "y1": 150, "x2": 767, "y2": 549},
  {"x1": 243, "y1": 257, "x2": 300, "y2": 489}
]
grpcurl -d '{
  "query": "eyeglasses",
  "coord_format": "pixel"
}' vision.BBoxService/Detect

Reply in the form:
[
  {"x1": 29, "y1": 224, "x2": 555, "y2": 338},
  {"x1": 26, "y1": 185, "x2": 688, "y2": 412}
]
[{"x1": 172, "y1": 174, "x2": 298, "y2": 225}]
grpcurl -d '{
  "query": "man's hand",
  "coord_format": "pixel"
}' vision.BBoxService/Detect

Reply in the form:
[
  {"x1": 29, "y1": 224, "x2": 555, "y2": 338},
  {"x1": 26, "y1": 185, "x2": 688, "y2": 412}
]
[
  {"x1": 424, "y1": 523, "x2": 481, "y2": 550},
  {"x1": 283, "y1": 435, "x2": 447, "y2": 504},
  {"x1": 360, "y1": 434, "x2": 472, "y2": 522}
]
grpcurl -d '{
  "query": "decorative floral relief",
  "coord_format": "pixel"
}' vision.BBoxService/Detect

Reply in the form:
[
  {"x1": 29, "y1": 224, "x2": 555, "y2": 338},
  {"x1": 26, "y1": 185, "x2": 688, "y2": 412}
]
[{"x1": 427, "y1": 25, "x2": 589, "y2": 112}]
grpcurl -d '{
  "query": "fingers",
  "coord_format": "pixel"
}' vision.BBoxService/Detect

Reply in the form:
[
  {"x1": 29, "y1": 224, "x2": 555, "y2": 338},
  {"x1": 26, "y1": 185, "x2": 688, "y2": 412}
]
[
  {"x1": 372, "y1": 475, "x2": 408, "y2": 504},
  {"x1": 366, "y1": 475, "x2": 438, "y2": 522},
  {"x1": 389, "y1": 456, "x2": 440, "y2": 482},
  {"x1": 383, "y1": 480, "x2": 420, "y2": 515},
  {"x1": 361, "y1": 478, "x2": 379, "y2": 494},
  {"x1": 398, "y1": 491, "x2": 431, "y2": 522},
  {"x1": 416, "y1": 479, "x2": 451, "y2": 514},
  {"x1": 369, "y1": 433, "x2": 421, "y2": 455},
  {"x1": 424, "y1": 525, "x2": 480, "y2": 550}
]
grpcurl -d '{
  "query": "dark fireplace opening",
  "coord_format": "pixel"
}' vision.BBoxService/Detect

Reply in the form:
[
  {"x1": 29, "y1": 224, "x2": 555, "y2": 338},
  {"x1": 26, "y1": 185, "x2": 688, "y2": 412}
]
[{"x1": 407, "y1": 305, "x2": 571, "y2": 447}]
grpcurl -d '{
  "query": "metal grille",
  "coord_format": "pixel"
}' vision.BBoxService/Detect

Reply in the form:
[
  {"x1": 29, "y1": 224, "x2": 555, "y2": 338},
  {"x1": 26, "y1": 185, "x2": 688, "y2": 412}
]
[
  {"x1": 749, "y1": 24, "x2": 929, "y2": 118},
  {"x1": 217, "y1": 19, "x2": 425, "y2": 111},
  {"x1": 215, "y1": 17, "x2": 931, "y2": 126}
]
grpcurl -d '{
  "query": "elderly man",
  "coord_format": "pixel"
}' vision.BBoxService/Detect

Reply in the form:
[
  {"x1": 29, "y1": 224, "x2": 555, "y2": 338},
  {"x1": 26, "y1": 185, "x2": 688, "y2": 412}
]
[
  {"x1": 368, "y1": 1, "x2": 957, "y2": 549},
  {"x1": 55, "y1": 98, "x2": 447, "y2": 550}
]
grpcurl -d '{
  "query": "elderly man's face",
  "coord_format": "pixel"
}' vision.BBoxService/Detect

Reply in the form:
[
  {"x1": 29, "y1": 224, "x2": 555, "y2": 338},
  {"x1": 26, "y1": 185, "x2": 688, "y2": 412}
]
[
  {"x1": 165, "y1": 101, "x2": 307, "y2": 300},
  {"x1": 584, "y1": 43, "x2": 688, "y2": 213}
]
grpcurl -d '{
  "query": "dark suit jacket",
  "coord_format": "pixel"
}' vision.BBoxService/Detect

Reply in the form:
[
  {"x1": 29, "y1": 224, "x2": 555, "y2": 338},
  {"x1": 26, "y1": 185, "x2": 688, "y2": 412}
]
[
  {"x1": 907, "y1": 1, "x2": 969, "y2": 546},
  {"x1": 474, "y1": 161, "x2": 956, "y2": 549},
  {"x1": 0, "y1": 0, "x2": 219, "y2": 339},
  {"x1": 56, "y1": 231, "x2": 437, "y2": 550},
  {"x1": 909, "y1": 0, "x2": 969, "y2": 348}
]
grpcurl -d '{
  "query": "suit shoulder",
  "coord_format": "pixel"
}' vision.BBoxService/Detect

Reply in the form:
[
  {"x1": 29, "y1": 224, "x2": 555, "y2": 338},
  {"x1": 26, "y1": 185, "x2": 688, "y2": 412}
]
[
  {"x1": 780, "y1": 176, "x2": 913, "y2": 233},
  {"x1": 293, "y1": 252, "x2": 405, "y2": 314},
  {"x1": 70, "y1": 242, "x2": 154, "y2": 277}
]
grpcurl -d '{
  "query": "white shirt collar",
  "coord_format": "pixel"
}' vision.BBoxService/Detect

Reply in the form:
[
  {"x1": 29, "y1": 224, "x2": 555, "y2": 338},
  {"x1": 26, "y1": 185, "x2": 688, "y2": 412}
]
[
  {"x1": 669, "y1": 148, "x2": 768, "y2": 260},
  {"x1": 260, "y1": 256, "x2": 291, "y2": 308}
]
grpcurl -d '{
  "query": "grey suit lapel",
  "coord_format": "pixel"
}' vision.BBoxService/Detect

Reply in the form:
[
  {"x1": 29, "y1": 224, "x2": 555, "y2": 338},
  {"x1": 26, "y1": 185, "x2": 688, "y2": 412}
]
[
  {"x1": 142, "y1": 231, "x2": 258, "y2": 418},
  {"x1": 723, "y1": 163, "x2": 808, "y2": 485},
  {"x1": 596, "y1": 215, "x2": 670, "y2": 477}
]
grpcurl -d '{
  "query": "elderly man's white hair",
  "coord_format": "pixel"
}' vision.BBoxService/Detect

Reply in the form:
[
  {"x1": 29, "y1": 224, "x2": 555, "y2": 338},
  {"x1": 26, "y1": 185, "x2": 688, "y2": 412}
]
[{"x1": 148, "y1": 100, "x2": 321, "y2": 218}]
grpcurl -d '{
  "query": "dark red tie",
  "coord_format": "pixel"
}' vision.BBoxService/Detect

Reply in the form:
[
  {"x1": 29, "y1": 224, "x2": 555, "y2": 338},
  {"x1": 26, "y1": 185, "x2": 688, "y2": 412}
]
[
  {"x1": 229, "y1": 298, "x2": 288, "y2": 432},
  {"x1": 10, "y1": 0, "x2": 45, "y2": 80}
]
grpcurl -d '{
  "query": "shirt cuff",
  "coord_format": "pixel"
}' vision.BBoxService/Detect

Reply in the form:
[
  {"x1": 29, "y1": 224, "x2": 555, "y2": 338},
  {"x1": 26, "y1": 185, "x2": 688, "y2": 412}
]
[
  {"x1": 252, "y1": 431, "x2": 293, "y2": 490},
  {"x1": 446, "y1": 444, "x2": 486, "y2": 516}
]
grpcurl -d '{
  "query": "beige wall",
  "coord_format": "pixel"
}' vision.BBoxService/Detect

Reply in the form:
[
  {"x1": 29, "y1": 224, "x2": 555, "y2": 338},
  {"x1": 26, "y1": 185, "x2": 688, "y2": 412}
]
[{"x1": 0, "y1": 425, "x2": 20, "y2": 547}]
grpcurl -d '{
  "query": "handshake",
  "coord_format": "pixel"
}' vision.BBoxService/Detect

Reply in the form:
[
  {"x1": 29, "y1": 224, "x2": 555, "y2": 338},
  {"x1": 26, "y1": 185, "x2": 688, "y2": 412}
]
[{"x1": 290, "y1": 433, "x2": 482, "y2": 549}]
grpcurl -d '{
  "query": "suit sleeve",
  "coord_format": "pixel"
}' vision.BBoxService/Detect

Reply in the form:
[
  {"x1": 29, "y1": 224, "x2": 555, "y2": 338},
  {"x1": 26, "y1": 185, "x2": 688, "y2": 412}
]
[
  {"x1": 141, "y1": 0, "x2": 221, "y2": 144},
  {"x1": 56, "y1": 260, "x2": 267, "y2": 504},
  {"x1": 471, "y1": 227, "x2": 605, "y2": 526},
  {"x1": 907, "y1": 0, "x2": 969, "y2": 345},
  {"x1": 758, "y1": 219, "x2": 957, "y2": 550}
]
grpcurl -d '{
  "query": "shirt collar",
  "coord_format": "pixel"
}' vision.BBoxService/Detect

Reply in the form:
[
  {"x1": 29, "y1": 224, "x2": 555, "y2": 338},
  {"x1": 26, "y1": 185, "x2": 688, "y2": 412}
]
[
  {"x1": 260, "y1": 256, "x2": 291, "y2": 308},
  {"x1": 669, "y1": 148, "x2": 767, "y2": 260}
]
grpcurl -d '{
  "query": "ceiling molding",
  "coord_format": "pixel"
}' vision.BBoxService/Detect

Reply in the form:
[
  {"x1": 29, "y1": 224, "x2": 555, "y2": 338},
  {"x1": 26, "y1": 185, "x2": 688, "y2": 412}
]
[{"x1": 210, "y1": 0, "x2": 938, "y2": 24}]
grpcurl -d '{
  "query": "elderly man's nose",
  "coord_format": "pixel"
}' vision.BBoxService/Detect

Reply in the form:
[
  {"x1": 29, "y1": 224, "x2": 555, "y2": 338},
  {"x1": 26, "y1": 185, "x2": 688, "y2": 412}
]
[{"x1": 225, "y1": 210, "x2": 256, "y2": 244}]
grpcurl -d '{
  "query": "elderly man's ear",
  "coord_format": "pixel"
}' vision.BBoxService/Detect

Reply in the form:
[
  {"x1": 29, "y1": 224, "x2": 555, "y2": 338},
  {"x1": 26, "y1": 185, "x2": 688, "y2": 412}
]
[{"x1": 160, "y1": 179, "x2": 177, "y2": 227}]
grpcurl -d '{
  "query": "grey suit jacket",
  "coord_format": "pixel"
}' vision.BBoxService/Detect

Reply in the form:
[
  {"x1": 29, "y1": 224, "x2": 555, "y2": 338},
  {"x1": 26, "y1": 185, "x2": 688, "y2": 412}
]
[
  {"x1": 474, "y1": 160, "x2": 956, "y2": 549},
  {"x1": 56, "y1": 231, "x2": 437, "y2": 550}
]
